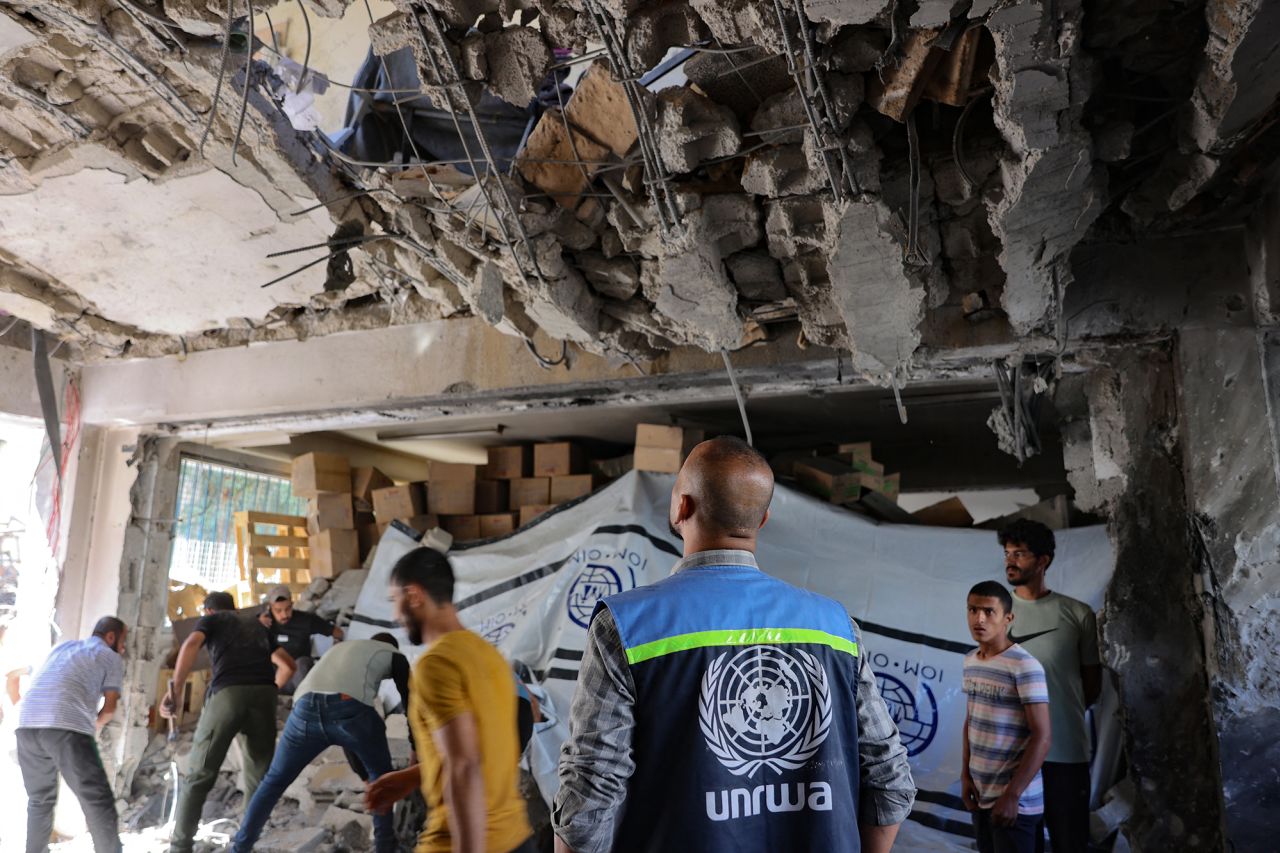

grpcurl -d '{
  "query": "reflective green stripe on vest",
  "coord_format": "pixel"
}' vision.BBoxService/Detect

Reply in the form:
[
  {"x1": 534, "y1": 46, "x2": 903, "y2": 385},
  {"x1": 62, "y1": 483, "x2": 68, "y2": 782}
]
[{"x1": 624, "y1": 627, "x2": 858, "y2": 665}]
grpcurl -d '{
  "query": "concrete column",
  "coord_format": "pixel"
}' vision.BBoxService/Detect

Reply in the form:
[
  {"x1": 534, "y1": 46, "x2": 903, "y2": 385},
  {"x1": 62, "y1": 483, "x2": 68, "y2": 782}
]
[
  {"x1": 103, "y1": 436, "x2": 182, "y2": 791},
  {"x1": 1089, "y1": 346, "x2": 1225, "y2": 850}
]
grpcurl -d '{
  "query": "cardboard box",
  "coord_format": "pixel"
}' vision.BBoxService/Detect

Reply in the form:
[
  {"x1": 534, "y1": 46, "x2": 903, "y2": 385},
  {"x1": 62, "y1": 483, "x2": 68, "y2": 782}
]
[
  {"x1": 372, "y1": 483, "x2": 425, "y2": 520},
  {"x1": 474, "y1": 480, "x2": 511, "y2": 515},
  {"x1": 533, "y1": 442, "x2": 587, "y2": 477},
  {"x1": 350, "y1": 466, "x2": 394, "y2": 503},
  {"x1": 429, "y1": 461, "x2": 478, "y2": 481},
  {"x1": 837, "y1": 442, "x2": 873, "y2": 465},
  {"x1": 879, "y1": 472, "x2": 901, "y2": 502},
  {"x1": 479, "y1": 513, "x2": 519, "y2": 538},
  {"x1": 911, "y1": 496, "x2": 972, "y2": 527},
  {"x1": 428, "y1": 478, "x2": 476, "y2": 516},
  {"x1": 519, "y1": 504, "x2": 556, "y2": 526},
  {"x1": 291, "y1": 452, "x2": 351, "y2": 498},
  {"x1": 486, "y1": 446, "x2": 531, "y2": 480},
  {"x1": 794, "y1": 458, "x2": 873, "y2": 505},
  {"x1": 310, "y1": 528, "x2": 359, "y2": 578},
  {"x1": 551, "y1": 474, "x2": 596, "y2": 503},
  {"x1": 634, "y1": 445, "x2": 682, "y2": 473},
  {"x1": 308, "y1": 493, "x2": 354, "y2": 532},
  {"x1": 376, "y1": 514, "x2": 440, "y2": 539},
  {"x1": 509, "y1": 477, "x2": 551, "y2": 510},
  {"x1": 635, "y1": 423, "x2": 684, "y2": 449},
  {"x1": 440, "y1": 514, "x2": 480, "y2": 541}
]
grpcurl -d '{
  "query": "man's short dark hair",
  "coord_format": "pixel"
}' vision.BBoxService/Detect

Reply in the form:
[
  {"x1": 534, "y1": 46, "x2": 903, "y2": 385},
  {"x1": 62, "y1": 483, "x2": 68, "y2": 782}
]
[
  {"x1": 92, "y1": 616, "x2": 126, "y2": 639},
  {"x1": 694, "y1": 435, "x2": 775, "y2": 535},
  {"x1": 998, "y1": 519, "x2": 1056, "y2": 562},
  {"x1": 390, "y1": 548, "x2": 455, "y2": 605},
  {"x1": 968, "y1": 581, "x2": 1013, "y2": 613},
  {"x1": 371, "y1": 632, "x2": 399, "y2": 648},
  {"x1": 203, "y1": 591, "x2": 236, "y2": 612}
]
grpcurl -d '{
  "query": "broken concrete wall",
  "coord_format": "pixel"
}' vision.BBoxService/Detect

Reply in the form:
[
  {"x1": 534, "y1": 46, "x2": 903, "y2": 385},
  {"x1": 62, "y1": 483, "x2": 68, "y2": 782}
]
[
  {"x1": 1063, "y1": 347, "x2": 1226, "y2": 851},
  {"x1": 101, "y1": 435, "x2": 182, "y2": 793},
  {"x1": 1176, "y1": 326, "x2": 1280, "y2": 852}
]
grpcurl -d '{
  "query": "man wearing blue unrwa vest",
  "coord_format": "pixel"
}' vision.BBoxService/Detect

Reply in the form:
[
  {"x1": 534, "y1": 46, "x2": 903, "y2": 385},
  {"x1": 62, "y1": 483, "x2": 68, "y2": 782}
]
[{"x1": 553, "y1": 437, "x2": 916, "y2": 853}]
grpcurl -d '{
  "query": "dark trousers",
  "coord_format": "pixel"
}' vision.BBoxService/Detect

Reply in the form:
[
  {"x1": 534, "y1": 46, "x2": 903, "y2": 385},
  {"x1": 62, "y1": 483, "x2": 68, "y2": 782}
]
[
  {"x1": 231, "y1": 693, "x2": 396, "y2": 853},
  {"x1": 1042, "y1": 761, "x2": 1091, "y2": 853},
  {"x1": 170, "y1": 683, "x2": 277, "y2": 853},
  {"x1": 280, "y1": 655, "x2": 315, "y2": 695},
  {"x1": 974, "y1": 809, "x2": 1043, "y2": 853},
  {"x1": 16, "y1": 727, "x2": 121, "y2": 853}
]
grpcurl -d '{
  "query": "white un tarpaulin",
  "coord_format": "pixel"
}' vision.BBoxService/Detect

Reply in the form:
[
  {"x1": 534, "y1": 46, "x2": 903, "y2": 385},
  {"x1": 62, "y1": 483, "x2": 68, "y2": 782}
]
[{"x1": 348, "y1": 470, "x2": 1117, "y2": 851}]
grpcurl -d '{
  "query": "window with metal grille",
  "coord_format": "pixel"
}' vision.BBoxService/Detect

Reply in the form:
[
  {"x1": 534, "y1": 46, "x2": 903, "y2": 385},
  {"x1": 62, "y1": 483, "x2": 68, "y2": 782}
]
[{"x1": 168, "y1": 456, "x2": 307, "y2": 591}]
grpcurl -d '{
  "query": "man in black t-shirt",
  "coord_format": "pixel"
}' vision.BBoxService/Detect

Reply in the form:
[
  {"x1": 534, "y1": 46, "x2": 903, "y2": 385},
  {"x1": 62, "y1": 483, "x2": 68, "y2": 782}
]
[
  {"x1": 162, "y1": 592, "x2": 295, "y2": 853},
  {"x1": 258, "y1": 584, "x2": 344, "y2": 693}
]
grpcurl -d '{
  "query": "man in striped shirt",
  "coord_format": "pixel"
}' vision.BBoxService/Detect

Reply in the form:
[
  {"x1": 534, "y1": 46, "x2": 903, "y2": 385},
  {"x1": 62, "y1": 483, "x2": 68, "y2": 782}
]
[
  {"x1": 962, "y1": 581, "x2": 1051, "y2": 853},
  {"x1": 16, "y1": 616, "x2": 127, "y2": 853}
]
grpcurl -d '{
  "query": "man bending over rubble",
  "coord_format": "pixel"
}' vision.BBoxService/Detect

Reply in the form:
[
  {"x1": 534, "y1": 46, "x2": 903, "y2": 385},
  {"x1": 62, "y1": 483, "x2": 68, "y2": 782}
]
[
  {"x1": 163, "y1": 591, "x2": 295, "y2": 853},
  {"x1": 16, "y1": 616, "x2": 127, "y2": 853},
  {"x1": 229, "y1": 631, "x2": 410, "y2": 852},
  {"x1": 553, "y1": 436, "x2": 917, "y2": 853}
]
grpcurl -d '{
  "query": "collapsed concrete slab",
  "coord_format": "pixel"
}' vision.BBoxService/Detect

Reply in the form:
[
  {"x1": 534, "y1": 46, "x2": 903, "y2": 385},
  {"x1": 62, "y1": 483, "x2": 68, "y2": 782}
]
[
  {"x1": 825, "y1": 200, "x2": 925, "y2": 378},
  {"x1": 656, "y1": 88, "x2": 742, "y2": 174}
]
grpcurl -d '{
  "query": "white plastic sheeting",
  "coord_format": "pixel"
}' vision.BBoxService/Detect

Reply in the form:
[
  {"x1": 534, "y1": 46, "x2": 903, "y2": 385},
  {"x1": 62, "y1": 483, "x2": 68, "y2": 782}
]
[{"x1": 348, "y1": 471, "x2": 1116, "y2": 850}]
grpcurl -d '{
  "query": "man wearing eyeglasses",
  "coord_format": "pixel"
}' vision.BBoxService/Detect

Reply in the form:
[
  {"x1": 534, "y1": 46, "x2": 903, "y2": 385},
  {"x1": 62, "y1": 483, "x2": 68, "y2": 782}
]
[{"x1": 1000, "y1": 520, "x2": 1101, "y2": 853}]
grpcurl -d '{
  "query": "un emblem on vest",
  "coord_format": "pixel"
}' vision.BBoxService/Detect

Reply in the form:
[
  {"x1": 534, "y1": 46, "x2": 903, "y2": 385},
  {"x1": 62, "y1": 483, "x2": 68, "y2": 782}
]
[{"x1": 699, "y1": 646, "x2": 833, "y2": 777}]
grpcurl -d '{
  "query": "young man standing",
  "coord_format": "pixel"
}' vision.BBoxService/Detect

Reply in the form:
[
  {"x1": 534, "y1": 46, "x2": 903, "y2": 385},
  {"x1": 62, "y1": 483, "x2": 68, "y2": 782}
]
[
  {"x1": 364, "y1": 548, "x2": 533, "y2": 853},
  {"x1": 962, "y1": 581, "x2": 1051, "y2": 853},
  {"x1": 16, "y1": 616, "x2": 127, "y2": 853},
  {"x1": 257, "y1": 584, "x2": 343, "y2": 692},
  {"x1": 1000, "y1": 519, "x2": 1101, "y2": 853},
  {"x1": 163, "y1": 591, "x2": 295, "y2": 853}
]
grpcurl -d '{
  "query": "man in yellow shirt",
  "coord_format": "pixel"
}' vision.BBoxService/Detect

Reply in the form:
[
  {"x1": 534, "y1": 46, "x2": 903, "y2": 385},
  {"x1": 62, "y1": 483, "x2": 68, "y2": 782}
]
[{"x1": 365, "y1": 547, "x2": 533, "y2": 853}]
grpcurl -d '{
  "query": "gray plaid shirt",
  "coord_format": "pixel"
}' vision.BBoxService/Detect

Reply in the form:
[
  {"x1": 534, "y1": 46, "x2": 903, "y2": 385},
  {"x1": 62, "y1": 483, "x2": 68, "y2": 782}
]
[{"x1": 552, "y1": 549, "x2": 917, "y2": 853}]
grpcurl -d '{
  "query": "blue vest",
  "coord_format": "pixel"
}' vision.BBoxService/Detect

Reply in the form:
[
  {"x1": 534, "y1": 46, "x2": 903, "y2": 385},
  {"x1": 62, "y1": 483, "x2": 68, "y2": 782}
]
[{"x1": 601, "y1": 563, "x2": 862, "y2": 853}]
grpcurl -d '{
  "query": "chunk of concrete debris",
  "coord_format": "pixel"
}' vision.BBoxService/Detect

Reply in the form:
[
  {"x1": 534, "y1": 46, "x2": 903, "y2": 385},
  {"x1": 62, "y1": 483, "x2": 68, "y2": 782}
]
[
  {"x1": 726, "y1": 250, "x2": 787, "y2": 302},
  {"x1": 827, "y1": 26, "x2": 889, "y2": 73},
  {"x1": 516, "y1": 109, "x2": 610, "y2": 211},
  {"x1": 577, "y1": 251, "x2": 641, "y2": 300},
  {"x1": 692, "y1": 0, "x2": 787, "y2": 54},
  {"x1": 802, "y1": 0, "x2": 893, "y2": 26},
  {"x1": 625, "y1": 2, "x2": 710, "y2": 71},
  {"x1": 427, "y1": 0, "x2": 501, "y2": 28},
  {"x1": 254, "y1": 825, "x2": 328, "y2": 853},
  {"x1": 765, "y1": 197, "x2": 829, "y2": 258},
  {"x1": 321, "y1": 804, "x2": 373, "y2": 849},
  {"x1": 750, "y1": 90, "x2": 807, "y2": 145},
  {"x1": 563, "y1": 61, "x2": 638, "y2": 158},
  {"x1": 483, "y1": 26, "x2": 551, "y2": 107},
  {"x1": 866, "y1": 28, "x2": 944, "y2": 122},
  {"x1": 368, "y1": 11, "x2": 415, "y2": 58},
  {"x1": 742, "y1": 145, "x2": 824, "y2": 197},
  {"x1": 656, "y1": 88, "x2": 742, "y2": 173},
  {"x1": 301, "y1": 0, "x2": 354, "y2": 18},
  {"x1": 825, "y1": 200, "x2": 925, "y2": 377}
]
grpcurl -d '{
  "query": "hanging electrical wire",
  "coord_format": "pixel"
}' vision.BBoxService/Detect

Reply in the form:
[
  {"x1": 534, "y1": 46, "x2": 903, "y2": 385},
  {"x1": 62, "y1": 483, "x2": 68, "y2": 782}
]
[{"x1": 721, "y1": 348, "x2": 754, "y2": 446}]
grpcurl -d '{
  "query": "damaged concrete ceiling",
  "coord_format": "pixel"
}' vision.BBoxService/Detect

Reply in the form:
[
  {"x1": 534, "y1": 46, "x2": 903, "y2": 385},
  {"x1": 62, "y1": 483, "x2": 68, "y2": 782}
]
[{"x1": 0, "y1": 0, "x2": 1278, "y2": 375}]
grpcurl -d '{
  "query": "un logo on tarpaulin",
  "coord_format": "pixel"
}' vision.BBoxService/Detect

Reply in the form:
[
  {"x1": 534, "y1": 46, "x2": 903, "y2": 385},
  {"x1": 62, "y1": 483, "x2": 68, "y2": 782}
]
[
  {"x1": 875, "y1": 672, "x2": 939, "y2": 756},
  {"x1": 567, "y1": 564, "x2": 626, "y2": 628},
  {"x1": 699, "y1": 646, "x2": 833, "y2": 778}
]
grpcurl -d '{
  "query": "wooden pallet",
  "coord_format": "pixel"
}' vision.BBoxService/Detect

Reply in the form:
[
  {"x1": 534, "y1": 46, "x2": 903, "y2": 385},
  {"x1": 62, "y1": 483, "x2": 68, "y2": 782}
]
[{"x1": 232, "y1": 511, "x2": 310, "y2": 607}]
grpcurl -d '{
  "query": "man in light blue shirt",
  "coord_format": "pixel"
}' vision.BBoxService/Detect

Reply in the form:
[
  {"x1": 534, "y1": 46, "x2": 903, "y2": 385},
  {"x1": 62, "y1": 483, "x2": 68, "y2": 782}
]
[{"x1": 16, "y1": 616, "x2": 127, "y2": 853}]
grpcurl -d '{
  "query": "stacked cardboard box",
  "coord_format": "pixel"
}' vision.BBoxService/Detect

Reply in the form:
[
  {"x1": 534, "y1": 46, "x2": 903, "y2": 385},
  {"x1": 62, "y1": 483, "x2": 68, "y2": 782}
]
[
  {"x1": 633, "y1": 424, "x2": 704, "y2": 473},
  {"x1": 291, "y1": 453, "x2": 360, "y2": 578},
  {"x1": 789, "y1": 442, "x2": 902, "y2": 517}
]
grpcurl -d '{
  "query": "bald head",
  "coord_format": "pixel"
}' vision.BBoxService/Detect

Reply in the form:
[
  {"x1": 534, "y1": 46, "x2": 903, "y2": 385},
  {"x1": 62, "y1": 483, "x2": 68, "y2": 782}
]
[{"x1": 672, "y1": 436, "x2": 775, "y2": 543}]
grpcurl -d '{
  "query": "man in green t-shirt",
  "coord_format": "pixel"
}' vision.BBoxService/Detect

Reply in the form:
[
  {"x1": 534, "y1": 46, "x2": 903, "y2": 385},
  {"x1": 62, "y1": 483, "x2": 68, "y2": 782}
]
[{"x1": 1000, "y1": 519, "x2": 1101, "y2": 853}]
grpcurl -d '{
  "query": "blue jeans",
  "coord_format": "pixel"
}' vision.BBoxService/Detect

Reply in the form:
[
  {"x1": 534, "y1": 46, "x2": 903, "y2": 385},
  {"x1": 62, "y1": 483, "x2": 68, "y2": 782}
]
[{"x1": 231, "y1": 694, "x2": 395, "y2": 852}]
